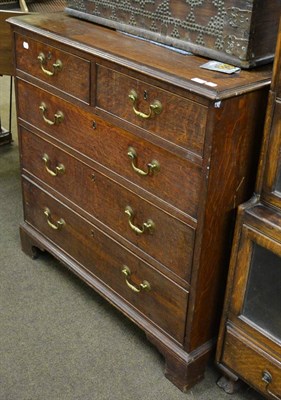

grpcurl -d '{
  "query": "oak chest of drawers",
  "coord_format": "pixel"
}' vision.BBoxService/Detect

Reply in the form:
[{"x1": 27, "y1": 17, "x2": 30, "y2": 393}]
[{"x1": 9, "y1": 12, "x2": 272, "y2": 391}]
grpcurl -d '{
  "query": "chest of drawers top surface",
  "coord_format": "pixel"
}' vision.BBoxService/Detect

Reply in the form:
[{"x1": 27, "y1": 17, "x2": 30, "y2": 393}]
[{"x1": 9, "y1": 12, "x2": 272, "y2": 100}]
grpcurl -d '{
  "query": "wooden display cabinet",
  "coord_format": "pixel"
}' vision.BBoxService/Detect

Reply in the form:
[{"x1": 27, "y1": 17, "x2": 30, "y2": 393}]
[{"x1": 216, "y1": 19, "x2": 281, "y2": 400}]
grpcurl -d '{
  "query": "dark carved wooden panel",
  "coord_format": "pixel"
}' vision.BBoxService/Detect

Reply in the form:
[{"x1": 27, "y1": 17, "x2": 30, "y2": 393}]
[{"x1": 65, "y1": 0, "x2": 281, "y2": 68}]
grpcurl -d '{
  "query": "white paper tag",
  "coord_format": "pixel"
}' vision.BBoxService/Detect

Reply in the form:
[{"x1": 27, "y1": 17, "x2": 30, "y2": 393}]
[{"x1": 191, "y1": 77, "x2": 218, "y2": 87}]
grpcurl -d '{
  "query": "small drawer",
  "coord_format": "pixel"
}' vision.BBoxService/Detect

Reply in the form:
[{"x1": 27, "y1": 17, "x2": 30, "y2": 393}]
[
  {"x1": 20, "y1": 128, "x2": 195, "y2": 281},
  {"x1": 22, "y1": 179, "x2": 189, "y2": 343},
  {"x1": 96, "y1": 65, "x2": 208, "y2": 156},
  {"x1": 17, "y1": 80, "x2": 202, "y2": 218},
  {"x1": 222, "y1": 326, "x2": 281, "y2": 399},
  {"x1": 15, "y1": 34, "x2": 90, "y2": 103}
]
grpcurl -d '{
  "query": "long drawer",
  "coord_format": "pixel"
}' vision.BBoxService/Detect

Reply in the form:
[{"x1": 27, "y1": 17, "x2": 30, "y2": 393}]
[
  {"x1": 15, "y1": 34, "x2": 90, "y2": 103},
  {"x1": 17, "y1": 79, "x2": 202, "y2": 218},
  {"x1": 20, "y1": 128, "x2": 195, "y2": 281},
  {"x1": 22, "y1": 178, "x2": 189, "y2": 343}
]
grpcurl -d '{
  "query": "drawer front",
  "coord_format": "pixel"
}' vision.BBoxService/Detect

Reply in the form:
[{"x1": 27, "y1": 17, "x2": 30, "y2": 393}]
[
  {"x1": 222, "y1": 327, "x2": 281, "y2": 399},
  {"x1": 22, "y1": 178, "x2": 189, "y2": 343},
  {"x1": 20, "y1": 128, "x2": 195, "y2": 281},
  {"x1": 96, "y1": 65, "x2": 208, "y2": 156},
  {"x1": 17, "y1": 79, "x2": 202, "y2": 218},
  {"x1": 15, "y1": 34, "x2": 90, "y2": 103}
]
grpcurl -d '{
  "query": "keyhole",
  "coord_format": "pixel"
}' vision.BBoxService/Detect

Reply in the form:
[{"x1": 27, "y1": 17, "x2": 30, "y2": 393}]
[{"x1": 143, "y1": 90, "x2": 148, "y2": 100}]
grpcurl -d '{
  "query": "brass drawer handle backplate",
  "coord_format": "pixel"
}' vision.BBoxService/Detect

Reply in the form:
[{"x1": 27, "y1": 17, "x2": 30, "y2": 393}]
[
  {"x1": 42, "y1": 153, "x2": 65, "y2": 177},
  {"x1": 43, "y1": 207, "x2": 65, "y2": 230},
  {"x1": 39, "y1": 102, "x2": 64, "y2": 126},
  {"x1": 121, "y1": 265, "x2": 151, "y2": 293},
  {"x1": 127, "y1": 146, "x2": 160, "y2": 176},
  {"x1": 128, "y1": 89, "x2": 162, "y2": 119},
  {"x1": 125, "y1": 205, "x2": 155, "y2": 235},
  {"x1": 262, "y1": 370, "x2": 281, "y2": 400},
  {"x1": 37, "y1": 52, "x2": 62, "y2": 76}
]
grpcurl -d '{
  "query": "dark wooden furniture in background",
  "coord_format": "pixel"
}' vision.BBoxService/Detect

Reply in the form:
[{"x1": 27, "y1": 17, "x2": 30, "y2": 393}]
[
  {"x1": 216, "y1": 20, "x2": 281, "y2": 400},
  {"x1": 23, "y1": 0, "x2": 66, "y2": 13},
  {"x1": 0, "y1": 1, "x2": 65, "y2": 145},
  {"x1": 0, "y1": 9, "x2": 24, "y2": 145},
  {"x1": 9, "y1": 12, "x2": 271, "y2": 391},
  {"x1": 0, "y1": 10, "x2": 23, "y2": 76},
  {"x1": 0, "y1": 0, "x2": 65, "y2": 75}
]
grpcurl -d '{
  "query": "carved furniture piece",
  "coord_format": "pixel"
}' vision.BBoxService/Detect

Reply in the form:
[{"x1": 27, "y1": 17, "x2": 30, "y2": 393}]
[
  {"x1": 216, "y1": 20, "x2": 281, "y2": 400},
  {"x1": 65, "y1": 0, "x2": 281, "y2": 69},
  {"x1": 9, "y1": 12, "x2": 271, "y2": 391}
]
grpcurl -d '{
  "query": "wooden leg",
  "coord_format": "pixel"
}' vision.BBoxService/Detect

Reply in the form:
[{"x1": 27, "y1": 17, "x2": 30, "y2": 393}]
[
  {"x1": 146, "y1": 333, "x2": 212, "y2": 392},
  {"x1": 20, "y1": 224, "x2": 44, "y2": 259},
  {"x1": 217, "y1": 374, "x2": 242, "y2": 394},
  {"x1": 0, "y1": 127, "x2": 12, "y2": 146},
  {"x1": 164, "y1": 351, "x2": 207, "y2": 392}
]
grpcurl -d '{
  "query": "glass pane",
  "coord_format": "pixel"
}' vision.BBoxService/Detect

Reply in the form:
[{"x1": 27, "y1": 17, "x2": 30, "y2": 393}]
[
  {"x1": 242, "y1": 243, "x2": 281, "y2": 341},
  {"x1": 276, "y1": 168, "x2": 281, "y2": 193}
]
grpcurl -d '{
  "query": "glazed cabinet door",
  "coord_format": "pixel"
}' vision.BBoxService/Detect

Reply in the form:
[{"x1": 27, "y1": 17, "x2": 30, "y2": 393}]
[
  {"x1": 220, "y1": 223, "x2": 281, "y2": 399},
  {"x1": 230, "y1": 225, "x2": 281, "y2": 343}
]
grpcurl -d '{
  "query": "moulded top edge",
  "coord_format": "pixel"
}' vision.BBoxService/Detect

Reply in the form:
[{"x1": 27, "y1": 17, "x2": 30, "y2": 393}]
[{"x1": 7, "y1": 12, "x2": 272, "y2": 101}]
